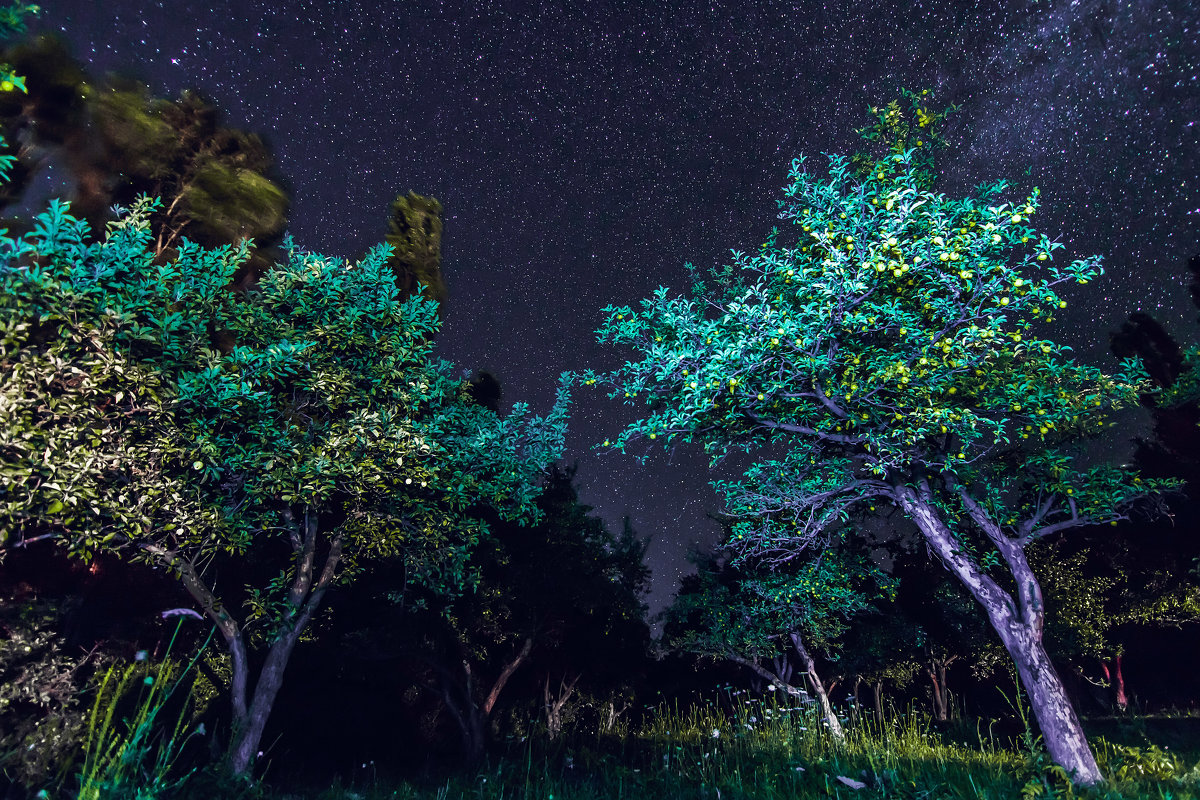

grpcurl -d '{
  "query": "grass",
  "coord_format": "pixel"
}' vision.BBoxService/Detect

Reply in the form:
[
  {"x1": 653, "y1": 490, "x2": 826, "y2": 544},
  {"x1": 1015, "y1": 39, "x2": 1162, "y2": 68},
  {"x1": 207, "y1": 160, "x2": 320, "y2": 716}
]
[
  {"x1": 16, "y1": 672, "x2": 1199, "y2": 799},
  {"x1": 250, "y1": 689, "x2": 1200, "y2": 800}
]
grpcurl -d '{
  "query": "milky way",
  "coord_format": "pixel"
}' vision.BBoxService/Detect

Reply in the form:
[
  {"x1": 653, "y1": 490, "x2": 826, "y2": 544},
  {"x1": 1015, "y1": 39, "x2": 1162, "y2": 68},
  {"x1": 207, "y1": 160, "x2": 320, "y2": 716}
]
[{"x1": 33, "y1": 0, "x2": 1198, "y2": 611}]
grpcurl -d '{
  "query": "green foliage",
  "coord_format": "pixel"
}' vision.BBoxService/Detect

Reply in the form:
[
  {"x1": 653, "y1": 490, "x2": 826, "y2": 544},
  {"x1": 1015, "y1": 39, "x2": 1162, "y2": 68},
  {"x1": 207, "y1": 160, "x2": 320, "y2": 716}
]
[
  {"x1": 0, "y1": 1, "x2": 37, "y2": 37},
  {"x1": 0, "y1": 47, "x2": 288, "y2": 285},
  {"x1": 0, "y1": 595, "x2": 97, "y2": 791},
  {"x1": 585, "y1": 88, "x2": 1174, "y2": 582},
  {"x1": 0, "y1": 190, "x2": 569, "y2": 605},
  {"x1": 76, "y1": 622, "x2": 210, "y2": 800},
  {"x1": 1096, "y1": 741, "x2": 1185, "y2": 783},
  {"x1": 849, "y1": 86, "x2": 960, "y2": 189},
  {"x1": 587, "y1": 92, "x2": 1182, "y2": 785},
  {"x1": 1026, "y1": 543, "x2": 1119, "y2": 664},
  {"x1": 664, "y1": 546, "x2": 892, "y2": 673}
]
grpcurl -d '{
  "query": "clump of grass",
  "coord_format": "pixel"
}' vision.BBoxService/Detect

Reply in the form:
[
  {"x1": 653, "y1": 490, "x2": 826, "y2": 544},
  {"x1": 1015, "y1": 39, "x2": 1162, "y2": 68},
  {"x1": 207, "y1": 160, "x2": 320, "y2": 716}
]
[{"x1": 74, "y1": 620, "x2": 211, "y2": 800}]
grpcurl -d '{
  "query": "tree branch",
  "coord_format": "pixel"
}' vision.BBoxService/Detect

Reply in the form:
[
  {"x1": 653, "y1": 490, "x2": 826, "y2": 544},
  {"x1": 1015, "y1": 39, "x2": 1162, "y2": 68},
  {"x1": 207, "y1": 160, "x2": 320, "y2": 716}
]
[
  {"x1": 482, "y1": 637, "x2": 533, "y2": 716},
  {"x1": 287, "y1": 509, "x2": 318, "y2": 611},
  {"x1": 956, "y1": 486, "x2": 1043, "y2": 633},
  {"x1": 138, "y1": 541, "x2": 248, "y2": 720},
  {"x1": 742, "y1": 411, "x2": 864, "y2": 444}
]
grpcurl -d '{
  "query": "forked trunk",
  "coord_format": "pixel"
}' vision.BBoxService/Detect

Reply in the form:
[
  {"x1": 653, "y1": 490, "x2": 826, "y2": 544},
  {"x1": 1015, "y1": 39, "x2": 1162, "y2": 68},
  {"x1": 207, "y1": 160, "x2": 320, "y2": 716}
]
[
  {"x1": 442, "y1": 637, "x2": 533, "y2": 765},
  {"x1": 439, "y1": 673, "x2": 486, "y2": 767},
  {"x1": 543, "y1": 672, "x2": 581, "y2": 741},
  {"x1": 147, "y1": 511, "x2": 344, "y2": 778},
  {"x1": 926, "y1": 655, "x2": 956, "y2": 722},
  {"x1": 227, "y1": 631, "x2": 303, "y2": 775},
  {"x1": 789, "y1": 631, "x2": 845, "y2": 743},
  {"x1": 899, "y1": 483, "x2": 1103, "y2": 786},
  {"x1": 603, "y1": 698, "x2": 631, "y2": 732}
]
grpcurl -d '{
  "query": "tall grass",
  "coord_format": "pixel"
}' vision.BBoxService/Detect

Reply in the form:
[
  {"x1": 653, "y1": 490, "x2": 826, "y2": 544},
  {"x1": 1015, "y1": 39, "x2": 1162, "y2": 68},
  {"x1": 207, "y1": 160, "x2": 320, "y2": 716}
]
[
  {"x1": 74, "y1": 620, "x2": 210, "y2": 800},
  {"x1": 23, "y1": 666, "x2": 1197, "y2": 799},
  {"x1": 283, "y1": 688, "x2": 1200, "y2": 800}
]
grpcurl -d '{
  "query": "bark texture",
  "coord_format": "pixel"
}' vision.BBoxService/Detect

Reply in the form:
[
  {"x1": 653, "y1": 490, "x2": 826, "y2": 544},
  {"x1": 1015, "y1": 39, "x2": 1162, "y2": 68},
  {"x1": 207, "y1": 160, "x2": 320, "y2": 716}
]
[
  {"x1": 896, "y1": 482, "x2": 1103, "y2": 786},
  {"x1": 543, "y1": 672, "x2": 581, "y2": 740},
  {"x1": 147, "y1": 510, "x2": 343, "y2": 777},
  {"x1": 790, "y1": 631, "x2": 845, "y2": 743}
]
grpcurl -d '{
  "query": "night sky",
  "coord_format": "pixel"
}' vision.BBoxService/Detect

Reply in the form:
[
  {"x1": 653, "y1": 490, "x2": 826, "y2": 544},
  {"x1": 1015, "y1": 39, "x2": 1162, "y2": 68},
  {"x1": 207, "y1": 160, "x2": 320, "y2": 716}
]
[{"x1": 27, "y1": 0, "x2": 1199, "y2": 612}]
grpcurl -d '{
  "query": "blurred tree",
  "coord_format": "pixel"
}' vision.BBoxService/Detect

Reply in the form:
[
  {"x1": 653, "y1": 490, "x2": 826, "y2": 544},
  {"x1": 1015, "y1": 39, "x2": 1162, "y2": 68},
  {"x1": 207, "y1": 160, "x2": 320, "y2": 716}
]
[
  {"x1": 0, "y1": 38, "x2": 288, "y2": 286},
  {"x1": 0, "y1": 35, "x2": 456, "y2": 306},
  {"x1": 383, "y1": 190, "x2": 447, "y2": 310},
  {"x1": 586, "y1": 89, "x2": 1177, "y2": 786}
]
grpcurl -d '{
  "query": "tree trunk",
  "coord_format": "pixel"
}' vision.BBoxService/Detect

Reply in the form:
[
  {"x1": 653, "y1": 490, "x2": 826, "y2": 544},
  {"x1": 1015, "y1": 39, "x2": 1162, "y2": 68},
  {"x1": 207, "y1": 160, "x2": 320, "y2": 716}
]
[
  {"x1": 1113, "y1": 654, "x2": 1128, "y2": 711},
  {"x1": 789, "y1": 631, "x2": 845, "y2": 743},
  {"x1": 939, "y1": 662, "x2": 951, "y2": 719},
  {"x1": 437, "y1": 638, "x2": 533, "y2": 766},
  {"x1": 899, "y1": 483, "x2": 1103, "y2": 786},
  {"x1": 928, "y1": 665, "x2": 947, "y2": 721},
  {"x1": 926, "y1": 655, "x2": 956, "y2": 722},
  {"x1": 482, "y1": 638, "x2": 534, "y2": 716},
  {"x1": 439, "y1": 670, "x2": 486, "y2": 767},
  {"x1": 146, "y1": 510, "x2": 344, "y2": 778},
  {"x1": 542, "y1": 673, "x2": 580, "y2": 741},
  {"x1": 850, "y1": 676, "x2": 863, "y2": 722},
  {"x1": 873, "y1": 680, "x2": 884, "y2": 720},
  {"x1": 226, "y1": 628, "x2": 303, "y2": 775},
  {"x1": 771, "y1": 653, "x2": 795, "y2": 686},
  {"x1": 603, "y1": 698, "x2": 630, "y2": 732},
  {"x1": 996, "y1": 624, "x2": 1102, "y2": 775}
]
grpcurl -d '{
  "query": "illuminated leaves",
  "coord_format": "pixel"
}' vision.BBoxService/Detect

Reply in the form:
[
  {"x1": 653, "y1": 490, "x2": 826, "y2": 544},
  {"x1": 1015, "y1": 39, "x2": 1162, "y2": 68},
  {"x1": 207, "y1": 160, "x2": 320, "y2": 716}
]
[
  {"x1": 588, "y1": 92, "x2": 1174, "y2": 583},
  {"x1": 1, "y1": 191, "x2": 571, "y2": 608}
]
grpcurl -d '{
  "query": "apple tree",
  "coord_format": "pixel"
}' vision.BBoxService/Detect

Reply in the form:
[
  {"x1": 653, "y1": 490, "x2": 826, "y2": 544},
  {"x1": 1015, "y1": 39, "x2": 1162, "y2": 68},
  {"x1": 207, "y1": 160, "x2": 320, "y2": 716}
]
[{"x1": 584, "y1": 93, "x2": 1175, "y2": 785}]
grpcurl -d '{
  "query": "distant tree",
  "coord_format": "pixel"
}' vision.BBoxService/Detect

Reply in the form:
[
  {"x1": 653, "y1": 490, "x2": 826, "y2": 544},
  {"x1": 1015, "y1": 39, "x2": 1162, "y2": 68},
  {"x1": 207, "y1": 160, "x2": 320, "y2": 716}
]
[
  {"x1": 829, "y1": 609, "x2": 923, "y2": 722},
  {"x1": 1108, "y1": 255, "x2": 1200, "y2": 628},
  {"x1": 662, "y1": 545, "x2": 893, "y2": 742},
  {"x1": 1094, "y1": 253, "x2": 1200, "y2": 707},
  {"x1": 336, "y1": 465, "x2": 648, "y2": 763},
  {"x1": 0, "y1": 195, "x2": 571, "y2": 777},
  {"x1": 586, "y1": 89, "x2": 1177, "y2": 785}
]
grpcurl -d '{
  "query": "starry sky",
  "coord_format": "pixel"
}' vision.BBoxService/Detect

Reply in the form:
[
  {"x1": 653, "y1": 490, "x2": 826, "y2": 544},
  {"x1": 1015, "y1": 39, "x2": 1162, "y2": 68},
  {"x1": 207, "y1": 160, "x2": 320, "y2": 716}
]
[{"x1": 29, "y1": 0, "x2": 1199, "y2": 612}]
